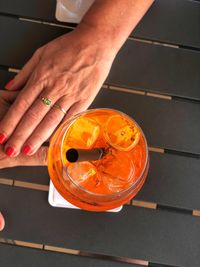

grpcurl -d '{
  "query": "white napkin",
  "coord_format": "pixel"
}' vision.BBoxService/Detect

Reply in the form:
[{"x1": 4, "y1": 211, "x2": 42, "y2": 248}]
[{"x1": 48, "y1": 181, "x2": 122, "y2": 212}]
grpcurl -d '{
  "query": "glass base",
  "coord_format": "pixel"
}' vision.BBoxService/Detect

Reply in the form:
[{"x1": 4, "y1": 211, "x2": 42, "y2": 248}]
[{"x1": 48, "y1": 181, "x2": 123, "y2": 212}]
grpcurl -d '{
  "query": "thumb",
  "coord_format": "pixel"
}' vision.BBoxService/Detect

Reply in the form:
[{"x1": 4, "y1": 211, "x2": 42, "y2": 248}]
[{"x1": 5, "y1": 47, "x2": 42, "y2": 91}]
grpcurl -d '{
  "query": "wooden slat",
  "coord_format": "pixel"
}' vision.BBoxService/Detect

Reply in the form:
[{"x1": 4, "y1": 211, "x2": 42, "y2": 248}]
[
  {"x1": 0, "y1": 151, "x2": 199, "y2": 212},
  {"x1": 91, "y1": 88, "x2": 200, "y2": 154},
  {"x1": 0, "y1": 178, "x2": 13, "y2": 185},
  {"x1": 0, "y1": 0, "x2": 199, "y2": 48},
  {"x1": 136, "y1": 152, "x2": 200, "y2": 211},
  {"x1": 0, "y1": 16, "x2": 70, "y2": 68},
  {"x1": 107, "y1": 40, "x2": 200, "y2": 100},
  {"x1": 13, "y1": 180, "x2": 49, "y2": 191},
  {"x1": 0, "y1": 243, "x2": 132, "y2": 267},
  {"x1": 193, "y1": 210, "x2": 200, "y2": 217},
  {"x1": 1, "y1": 185, "x2": 200, "y2": 267},
  {"x1": 148, "y1": 147, "x2": 164, "y2": 153},
  {"x1": 44, "y1": 245, "x2": 79, "y2": 255},
  {"x1": 1, "y1": 151, "x2": 199, "y2": 212},
  {"x1": 0, "y1": 166, "x2": 49, "y2": 185},
  {"x1": 0, "y1": 0, "x2": 58, "y2": 23},
  {"x1": 14, "y1": 240, "x2": 43, "y2": 249},
  {"x1": 134, "y1": 0, "x2": 200, "y2": 49},
  {"x1": 132, "y1": 200, "x2": 157, "y2": 209}
]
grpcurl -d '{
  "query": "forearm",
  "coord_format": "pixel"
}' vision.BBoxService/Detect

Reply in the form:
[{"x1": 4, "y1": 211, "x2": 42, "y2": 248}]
[{"x1": 76, "y1": 0, "x2": 154, "y2": 55}]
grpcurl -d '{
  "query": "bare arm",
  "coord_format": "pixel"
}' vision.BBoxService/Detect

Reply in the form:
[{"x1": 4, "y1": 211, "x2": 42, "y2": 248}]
[{"x1": 78, "y1": 0, "x2": 154, "y2": 55}]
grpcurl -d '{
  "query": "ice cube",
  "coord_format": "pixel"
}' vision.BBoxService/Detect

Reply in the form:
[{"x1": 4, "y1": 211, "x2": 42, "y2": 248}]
[
  {"x1": 66, "y1": 117, "x2": 100, "y2": 149},
  {"x1": 99, "y1": 151, "x2": 135, "y2": 193},
  {"x1": 67, "y1": 161, "x2": 97, "y2": 185},
  {"x1": 104, "y1": 115, "x2": 140, "y2": 151}
]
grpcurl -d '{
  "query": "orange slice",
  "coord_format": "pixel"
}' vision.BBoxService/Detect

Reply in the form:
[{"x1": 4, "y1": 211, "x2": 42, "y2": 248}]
[{"x1": 104, "y1": 115, "x2": 140, "y2": 151}]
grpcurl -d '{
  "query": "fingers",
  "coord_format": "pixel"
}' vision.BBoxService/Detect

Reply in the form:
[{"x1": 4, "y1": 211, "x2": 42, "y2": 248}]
[
  {"x1": 0, "y1": 212, "x2": 5, "y2": 231},
  {"x1": 23, "y1": 100, "x2": 90, "y2": 155},
  {"x1": 0, "y1": 81, "x2": 43, "y2": 146},
  {"x1": 0, "y1": 91, "x2": 19, "y2": 119},
  {"x1": 3, "y1": 93, "x2": 60, "y2": 156},
  {"x1": 21, "y1": 99, "x2": 71, "y2": 155},
  {"x1": 1, "y1": 87, "x2": 91, "y2": 157},
  {"x1": 0, "y1": 146, "x2": 48, "y2": 169},
  {"x1": 0, "y1": 90, "x2": 19, "y2": 103},
  {"x1": 63, "y1": 99, "x2": 91, "y2": 121},
  {"x1": 5, "y1": 48, "x2": 42, "y2": 91}
]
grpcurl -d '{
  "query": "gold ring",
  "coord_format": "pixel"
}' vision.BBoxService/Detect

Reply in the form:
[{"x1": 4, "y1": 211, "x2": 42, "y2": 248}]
[
  {"x1": 41, "y1": 97, "x2": 52, "y2": 107},
  {"x1": 52, "y1": 104, "x2": 67, "y2": 115}
]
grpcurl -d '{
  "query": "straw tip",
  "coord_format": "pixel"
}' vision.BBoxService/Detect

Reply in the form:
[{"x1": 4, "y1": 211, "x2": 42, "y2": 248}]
[{"x1": 66, "y1": 148, "x2": 79, "y2": 163}]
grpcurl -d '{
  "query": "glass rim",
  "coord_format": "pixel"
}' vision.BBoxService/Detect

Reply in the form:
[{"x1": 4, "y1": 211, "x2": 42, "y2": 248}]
[{"x1": 60, "y1": 108, "x2": 149, "y2": 198}]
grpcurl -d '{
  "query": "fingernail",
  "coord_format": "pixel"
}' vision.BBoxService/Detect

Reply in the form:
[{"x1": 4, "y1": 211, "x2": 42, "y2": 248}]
[
  {"x1": 5, "y1": 146, "x2": 16, "y2": 157},
  {"x1": 23, "y1": 145, "x2": 32, "y2": 155},
  {"x1": 0, "y1": 212, "x2": 5, "y2": 231},
  {"x1": 0, "y1": 133, "x2": 7, "y2": 144},
  {"x1": 5, "y1": 79, "x2": 15, "y2": 90}
]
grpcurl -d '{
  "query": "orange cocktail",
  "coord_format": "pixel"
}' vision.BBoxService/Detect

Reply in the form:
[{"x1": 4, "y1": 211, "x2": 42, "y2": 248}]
[{"x1": 48, "y1": 109, "x2": 149, "y2": 211}]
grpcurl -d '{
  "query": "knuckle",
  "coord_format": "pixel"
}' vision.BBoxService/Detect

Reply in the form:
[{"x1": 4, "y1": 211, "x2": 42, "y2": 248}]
[
  {"x1": 15, "y1": 97, "x2": 32, "y2": 112},
  {"x1": 26, "y1": 110, "x2": 39, "y2": 122},
  {"x1": 17, "y1": 68, "x2": 26, "y2": 78},
  {"x1": 48, "y1": 112, "x2": 61, "y2": 126},
  {"x1": 55, "y1": 77, "x2": 67, "y2": 88},
  {"x1": 34, "y1": 47, "x2": 42, "y2": 58},
  {"x1": 8, "y1": 131, "x2": 25, "y2": 145},
  {"x1": 33, "y1": 133, "x2": 44, "y2": 145}
]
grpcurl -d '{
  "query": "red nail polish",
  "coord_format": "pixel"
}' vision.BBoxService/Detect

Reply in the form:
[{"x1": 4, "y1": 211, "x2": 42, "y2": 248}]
[
  {"x1": 5, "y1": 146, "x2": 16, "y2": 157},
  {"x1": 0, "y1": 133, "x2": 7, "y2": 144},
  {"x1": 23, "y1": 145, "x2": 32, "y2": 155},
  {"x1": 5, "y1": 79, "x2": 15, "y2": 90},
  {"x1": 0, "y1": 212, "x2": 5, "y2": 231}
]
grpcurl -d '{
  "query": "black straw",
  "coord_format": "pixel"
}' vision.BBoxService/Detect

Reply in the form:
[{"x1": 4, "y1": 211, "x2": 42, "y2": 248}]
[{"x1": 66, "y1": 148, "x2": 105, "y2": 163}]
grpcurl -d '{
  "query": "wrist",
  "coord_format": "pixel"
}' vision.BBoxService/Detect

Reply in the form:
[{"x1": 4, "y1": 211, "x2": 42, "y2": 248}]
[{"x1": 74, "y1": 22, "x2": 119, "y2": 60}]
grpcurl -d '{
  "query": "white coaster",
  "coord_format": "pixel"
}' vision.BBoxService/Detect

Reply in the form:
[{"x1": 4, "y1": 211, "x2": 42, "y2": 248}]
[
  {"x1": 55, "y1": 0, "x2": 94, "y2": 23},
  {"x1": 48, "y1": 181, "x2": 122, "y2": 212}
]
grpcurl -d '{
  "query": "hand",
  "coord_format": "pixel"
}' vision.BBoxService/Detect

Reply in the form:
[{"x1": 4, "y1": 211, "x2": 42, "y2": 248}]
[
  {"x1": 0, "y1": 91, "x2": 48, "y2": 168},
  {"x1": 0, "y1": 90, "x2": 48, "y2": 231},
  {"x1": 1, "y1": 27, "x2": 115, "y2": 157}
]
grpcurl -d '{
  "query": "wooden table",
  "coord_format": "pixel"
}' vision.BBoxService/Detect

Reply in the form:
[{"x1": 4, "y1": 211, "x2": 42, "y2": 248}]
[{"x1": 0, "y1": 1, "x2": 200, "y2": 266}]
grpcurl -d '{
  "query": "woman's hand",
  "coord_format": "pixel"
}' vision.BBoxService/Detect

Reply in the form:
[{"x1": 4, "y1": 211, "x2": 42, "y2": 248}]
[
  {"x1": 0, "y1": 90, "x2": 48, "y2": 168},
  {"x1": 1, "y1": 27, "x2": 115, "y2": 157},
  {"x1": 0, "y1": 90, "x2": 48, "y2": 232}
]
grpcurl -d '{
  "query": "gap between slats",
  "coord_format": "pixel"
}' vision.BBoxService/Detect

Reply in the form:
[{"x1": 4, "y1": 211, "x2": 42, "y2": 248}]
[
  {"x1": 6, "y1": 67, "x2": 200, "y2": 104},
  {"x1": 0, "y1": 179, "x2": 200, "y2": 218},
  {"x1": 0, "y1": 237, "x2": 149, "y2": 266},
  {"x1": 0, "y1": 237, "x2": 181, "y2": 267},
  {"x1": 17, "y1": 16, "x2": 199, "y2": 53},
  {"x1": 5, "y1": 67, "x2": 199, "y2": 105},
  {"x1": 0, "y1": 12, "x2": 199, "y2": 53}
]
